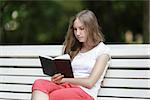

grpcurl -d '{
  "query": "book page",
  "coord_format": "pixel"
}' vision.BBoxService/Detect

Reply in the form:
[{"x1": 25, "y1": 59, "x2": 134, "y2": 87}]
[
  {"x1": 39, "y1": 54, "x2": 73, "y2": 78},
  {"x1": 39, "y1": 55, "x2": 54, "y2": 60},
  {"x1": 54, "y1": 54, "x2": 70, "y2": 60}
]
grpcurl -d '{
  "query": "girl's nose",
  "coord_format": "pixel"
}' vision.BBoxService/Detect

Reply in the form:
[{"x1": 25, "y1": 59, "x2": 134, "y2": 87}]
[{"x1": 76, "y1": 30, "x2": 80, "y2": 36}]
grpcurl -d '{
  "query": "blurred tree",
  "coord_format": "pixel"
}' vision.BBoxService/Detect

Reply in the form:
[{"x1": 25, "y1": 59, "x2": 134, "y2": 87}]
[
  {"x1": 0, "y1": 0, "x2": 149, "y2": 44},
  {"x1": 143, "y1": 0, "x2": 149, "y2": 43},
  {"x1": 0, "y1": 0, "x2": 83, "y2": 44},
  {"x1": 83, "y1": 0, "x2": 147, "y2": 43}
]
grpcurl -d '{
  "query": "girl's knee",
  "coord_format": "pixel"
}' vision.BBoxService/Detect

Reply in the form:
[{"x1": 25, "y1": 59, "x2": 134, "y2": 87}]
[
  {"x1": 32, "y1": 79, "x2": 50, "y2": 90},
  {"x1": 32, "y1": 79, "x2": 51, "y2": 94},
  {"x1": 33, "y1": 79, "x2": 47, "y2": 86},
  {"x1": 34, "y1": 79, "x2": 53, "y2": 86}
]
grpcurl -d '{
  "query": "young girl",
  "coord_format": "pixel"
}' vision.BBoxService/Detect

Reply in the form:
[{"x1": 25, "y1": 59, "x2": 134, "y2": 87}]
[{"x1": 31, "y1": 10, "x2": 111, "y2": 100}]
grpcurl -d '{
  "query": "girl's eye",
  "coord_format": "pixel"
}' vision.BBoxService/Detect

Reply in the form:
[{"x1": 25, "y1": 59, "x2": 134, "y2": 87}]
[
  {"x1": 74, "y1": 28, "x2": 77, "y2": 31},
  {"x1": 80, "y1": 27, "x2": 84, "y2": 30}
]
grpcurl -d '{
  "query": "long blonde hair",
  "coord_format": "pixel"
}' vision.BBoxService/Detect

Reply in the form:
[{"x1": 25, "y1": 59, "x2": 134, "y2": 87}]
[{"x1": 63, "y1": 10, "x2": 104, "y2": 60}]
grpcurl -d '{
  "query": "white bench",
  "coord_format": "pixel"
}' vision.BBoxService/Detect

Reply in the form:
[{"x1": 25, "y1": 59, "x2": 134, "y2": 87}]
[{"x1": 0, "y1": 44, "x2": 150, "y2": 100}]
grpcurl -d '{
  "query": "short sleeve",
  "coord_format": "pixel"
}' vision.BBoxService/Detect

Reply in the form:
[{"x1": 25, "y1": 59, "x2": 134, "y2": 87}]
[{"x1": 96, "y1": 42, "x2": 111, "y2": 60}]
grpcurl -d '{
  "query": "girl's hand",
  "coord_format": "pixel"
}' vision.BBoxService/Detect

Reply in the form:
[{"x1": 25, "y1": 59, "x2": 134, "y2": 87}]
[{"x1": 51, "y1": 73, "x2": 64, "y2": 84}]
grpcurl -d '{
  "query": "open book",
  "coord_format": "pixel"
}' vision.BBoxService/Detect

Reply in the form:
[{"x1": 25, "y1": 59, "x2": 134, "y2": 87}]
[{"x1": 39, "y1": 54, "x2": 74, "y2": 78}]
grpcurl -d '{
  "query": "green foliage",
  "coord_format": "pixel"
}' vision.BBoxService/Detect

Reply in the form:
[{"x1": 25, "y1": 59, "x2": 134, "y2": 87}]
[
  {"x1": 0, "y1": 0, "x2": 83, "y2": 44},
  {"x1": 0, "y1": 0, "x2": 148, "y2": 44},
  {"x1": 83, "y1": 0, "x2": 145, "y2": 43}
]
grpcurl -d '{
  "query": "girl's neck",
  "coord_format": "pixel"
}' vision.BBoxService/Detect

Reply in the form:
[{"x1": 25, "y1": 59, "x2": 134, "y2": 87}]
[{"x1": 81, "y1": 41, "x2": 94, "y2": 53}]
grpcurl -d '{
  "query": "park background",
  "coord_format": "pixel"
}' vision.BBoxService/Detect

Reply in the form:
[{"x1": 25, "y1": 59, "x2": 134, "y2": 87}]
[{"x1": 0, "y1": 0, "x2": 149, "y2": 45}]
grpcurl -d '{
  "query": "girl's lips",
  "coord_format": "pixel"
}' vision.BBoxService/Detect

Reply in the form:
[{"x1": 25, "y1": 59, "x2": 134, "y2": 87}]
[{"x1": 77, "y1": 36, "x2": 83, "y2": 39}]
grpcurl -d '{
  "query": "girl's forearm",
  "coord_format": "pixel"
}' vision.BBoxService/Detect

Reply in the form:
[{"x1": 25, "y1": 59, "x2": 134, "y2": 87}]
[{"x1": 61, "y1": 77, "x2": 94, "y2": 89}]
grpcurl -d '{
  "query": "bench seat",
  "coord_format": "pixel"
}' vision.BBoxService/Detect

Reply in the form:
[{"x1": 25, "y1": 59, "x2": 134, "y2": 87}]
[{"x1": 0, "y1": 44, "x2": 149, "y2": 100}]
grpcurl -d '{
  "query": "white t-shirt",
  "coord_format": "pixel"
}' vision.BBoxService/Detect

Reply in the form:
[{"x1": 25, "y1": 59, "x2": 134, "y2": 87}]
[{"x1": 71, "y1": 42, "x2": 111, "y2": 100}]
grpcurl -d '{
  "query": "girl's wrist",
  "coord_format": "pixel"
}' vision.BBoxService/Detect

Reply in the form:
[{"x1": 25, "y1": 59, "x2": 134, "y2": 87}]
[{"x1": 61, "y1": 78, "x2": 66, "y2": 83}]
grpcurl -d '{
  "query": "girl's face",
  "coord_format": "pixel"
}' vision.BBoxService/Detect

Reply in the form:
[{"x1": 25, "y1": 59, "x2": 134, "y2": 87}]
[{"x1": 73, "y1": 18, "x2": 88, "y2": 43}]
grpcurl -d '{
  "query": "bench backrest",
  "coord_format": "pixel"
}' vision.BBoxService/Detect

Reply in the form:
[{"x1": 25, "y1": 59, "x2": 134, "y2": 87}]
[{"x1": 0, "y1": 44, "x2": 150, "y2": 100}]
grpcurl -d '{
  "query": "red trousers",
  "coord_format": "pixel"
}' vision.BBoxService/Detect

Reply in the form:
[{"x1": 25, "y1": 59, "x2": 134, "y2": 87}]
[{"x1": 32, "y1": 79, "x2": 93, "y2": 100}]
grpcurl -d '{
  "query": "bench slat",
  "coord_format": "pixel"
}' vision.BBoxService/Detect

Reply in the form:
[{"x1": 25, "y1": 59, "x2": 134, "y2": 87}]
[
  {"x1": 0, "y1": 93, "x2": 148, "y2": 100},
  {"x1": 0, "y1": 45, "x2": 63, "y2": 57},
  {"x1": 102, "y1": 79, "x2": 150, "y2": 88},
  {"x1": 0, "y1": 58, "x2": 149, "y2": 68},
  {"x1": 1, "y1": 76, "x2": 150, "y2": 88},
  {"x1": 105, "y1": 70, "x2": 150, "y2": 78},
  {"x1": 0, "y1": 45, "x2": 149, "y2": 58},
  {"x1": 0, "y1": 84, "x2": 149, "y2": 98},
  {"x1": 0, "y1": 68, "x2": 44, "y2": 76},
  {"x1": 111, "y1": 59, "x2": 150, "y2": 68},
  {"x1": 0, "y1": 68, "x2": 149, "y2": 78},
  {"x1": 98, "y1": 88, "x2": 150, "y2": 98},
  {"x1": 108, "y1": 44, "x2": 150, "y2": 58},
  {"x1": 0, "y1": 76, "x2": 49, "y2": 84},
  {"x1": 0, "y1": 58, "x2": 40, "y2": 67},
  {"x1": 98, "y1": 97, "x2": 149, "y2": 100},
  {"x1": 0, "y1": 92, "x2": 30, "y2": 100},
  {"x1": 0, "y1": 95, "x2": 147, "y2": 100},
  {"x1": 0, "y1": 84, "x2": 31, "y2": 92}
]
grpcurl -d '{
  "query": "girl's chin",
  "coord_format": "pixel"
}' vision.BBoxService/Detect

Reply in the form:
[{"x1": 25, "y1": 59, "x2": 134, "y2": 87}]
[
  {"x1": 78, "y1": 40, "x2": 85, "y2": 42},
  {"x1": 77, "y1": 39, "x2": 85, "y2": 42}
]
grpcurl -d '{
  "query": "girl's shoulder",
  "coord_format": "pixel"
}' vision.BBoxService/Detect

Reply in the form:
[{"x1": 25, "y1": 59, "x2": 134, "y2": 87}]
[
  {"x1": 96, "y1": 42, "x2": 111, "y2": 56},
  {"x1": 97, "y1": 42, "x2": 109, "y2": 50}
]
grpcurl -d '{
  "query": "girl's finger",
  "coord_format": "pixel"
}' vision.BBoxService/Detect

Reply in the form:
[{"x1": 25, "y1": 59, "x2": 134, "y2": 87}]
[
  {"x1": 52, "y1": 75, "x2": 64, "y2": 82},
  {"x1": 52, "y1": 73, "x2": 61, "y2": 79}
]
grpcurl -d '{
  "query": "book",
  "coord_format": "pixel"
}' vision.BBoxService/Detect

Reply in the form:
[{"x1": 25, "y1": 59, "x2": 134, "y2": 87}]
[{"x1": 39, "y1": 54, "x2": 74, "y2": 78}]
